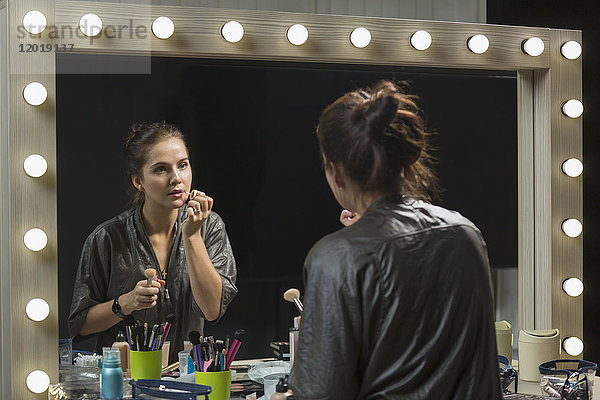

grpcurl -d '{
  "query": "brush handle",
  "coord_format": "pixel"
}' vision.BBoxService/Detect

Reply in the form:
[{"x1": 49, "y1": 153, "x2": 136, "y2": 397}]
[
  {"x1": 161, "y1": 323, "x2": 172, "y2": 348},
  {"x1": 225, "y1": 341, "x2": 241, "y2": 370},
  {"x1": 293, "y1": 298, "x2": 304, "y2": 313}
]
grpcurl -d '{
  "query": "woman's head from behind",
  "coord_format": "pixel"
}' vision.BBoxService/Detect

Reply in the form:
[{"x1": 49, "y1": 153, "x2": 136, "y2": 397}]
[
  {"x1": 124, "y1": 121, "x2": 191, "y2": 208},
  {"x1": 317, "y1": 80, "x2": 438, "y2": 211}
]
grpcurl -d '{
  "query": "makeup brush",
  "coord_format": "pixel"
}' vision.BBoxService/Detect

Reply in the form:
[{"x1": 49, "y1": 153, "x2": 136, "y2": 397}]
[
  {"x1": 283, "y1": 288, "x2": 304, "y2": 314},
  {"x1": 124, "y1": 315, "x2": 135, "y2": 349},
  {"x1": 161, "y1": 313, "x2": 175, "y2": 348},
  {"x1": 189, "y1": 331, "x2": 202, "y2": 371},
  {"x1": 143, "y1": 322, "x2": 149, "y2": 351},
  {"x1": 154, "y1": 325, "x2": 164, "y2": 351},
  {"x1": 144, "y1": 268, "x2": 156, "y2": 286},
  {"x1": 148, "y1": 324, "x2": 159, "y2": 352},
  {"x1": 225, "y1": 329, "x2": 246, "y2": 370}
]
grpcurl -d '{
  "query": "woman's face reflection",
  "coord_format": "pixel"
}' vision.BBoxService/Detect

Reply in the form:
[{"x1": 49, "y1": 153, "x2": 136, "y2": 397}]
[{"x1": 134, "y1": 137, "x2": 192, "y2": 211}]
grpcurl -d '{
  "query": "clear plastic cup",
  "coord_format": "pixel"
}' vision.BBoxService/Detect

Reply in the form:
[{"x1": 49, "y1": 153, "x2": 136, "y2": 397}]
[
  {"x1": 58, "y1": 338, "x2": 72, "y2": 365},
  {"x1": 179, "y1": 351, "x2": 190, "y2": 376}
]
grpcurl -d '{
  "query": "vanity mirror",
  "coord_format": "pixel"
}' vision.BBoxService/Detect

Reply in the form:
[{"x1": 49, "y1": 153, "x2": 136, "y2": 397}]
[{"x1": 0, "y1": 1, "x2": 582, "y2": 398}]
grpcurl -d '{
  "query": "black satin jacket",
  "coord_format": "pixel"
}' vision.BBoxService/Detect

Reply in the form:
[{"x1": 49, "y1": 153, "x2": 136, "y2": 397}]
[
  {"x1": 289, "y1": 195, "x2": 502, "y2": 400},
  {"x1": 68, "y1": 204, "x2": 237, "y2": 363}
]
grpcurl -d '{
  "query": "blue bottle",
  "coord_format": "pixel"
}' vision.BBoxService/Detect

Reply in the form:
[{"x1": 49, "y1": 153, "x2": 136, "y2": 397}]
[{"x1": 101, "y1": 348, "x2": 123, "y2": 399}]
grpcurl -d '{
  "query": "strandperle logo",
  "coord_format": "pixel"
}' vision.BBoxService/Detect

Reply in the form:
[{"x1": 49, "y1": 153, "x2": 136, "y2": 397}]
[{"x1": 17, "y1": 19, "x2": 150, "y2": 43}]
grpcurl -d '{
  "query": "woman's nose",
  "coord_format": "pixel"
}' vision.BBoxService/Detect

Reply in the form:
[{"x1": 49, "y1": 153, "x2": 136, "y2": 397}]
[{"x1": 170, "y1": 169, "x2": 182, "y2": 183}]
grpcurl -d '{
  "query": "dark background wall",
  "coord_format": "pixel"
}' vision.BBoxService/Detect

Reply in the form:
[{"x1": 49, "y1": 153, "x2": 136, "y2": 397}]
[
  {"x1": 57, "y1": 55, "x2": 516, "y2": 359},
  {"x1": 487, "y1": 0, "x2": 600, "y2": 365}
]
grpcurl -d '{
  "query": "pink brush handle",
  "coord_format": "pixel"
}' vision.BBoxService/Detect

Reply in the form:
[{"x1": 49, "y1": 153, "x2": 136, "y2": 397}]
[
  {"x1": 161, "y1": 322, "x2": 172, "y2": 348},
  {"x1": 225, "y1": 341, "x2": 241, "y2": 370}
]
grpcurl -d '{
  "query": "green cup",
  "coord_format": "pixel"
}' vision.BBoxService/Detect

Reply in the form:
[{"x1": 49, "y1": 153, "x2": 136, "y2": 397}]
[
  {"x1": 129, "y1": 350, "x2": 162, "y2": 380},
  {"x1": 195, "y1": 370, "x2": 231, "y2": 400}
]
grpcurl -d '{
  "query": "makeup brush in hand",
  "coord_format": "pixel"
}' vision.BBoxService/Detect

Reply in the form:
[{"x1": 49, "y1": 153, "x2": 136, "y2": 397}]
[
  {"x1": 283, "y1": 288, "x2": 304, "y2": 314},
  {"x1": 144, "y1": 268, "x2": 156, "y2": 286}
]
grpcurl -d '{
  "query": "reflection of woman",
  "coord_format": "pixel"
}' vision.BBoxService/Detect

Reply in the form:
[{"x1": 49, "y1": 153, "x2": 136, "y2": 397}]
[
  {"x1": 68, "y1": 122, "x2": 237, "y2": 362},
  {"x1": 290, "y1": 81, "x2": 501, "y2": 399}
]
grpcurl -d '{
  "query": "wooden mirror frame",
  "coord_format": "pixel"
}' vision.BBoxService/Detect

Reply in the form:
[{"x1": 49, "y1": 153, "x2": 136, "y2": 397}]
[{"x1": 0, "y1": 1, "x2": 582, "y2": 397}]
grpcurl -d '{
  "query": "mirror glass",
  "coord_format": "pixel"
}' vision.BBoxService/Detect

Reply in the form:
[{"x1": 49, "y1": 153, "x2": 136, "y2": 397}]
[{"x1": 57, "y1": 54, "x2": 517, "y2": 358}]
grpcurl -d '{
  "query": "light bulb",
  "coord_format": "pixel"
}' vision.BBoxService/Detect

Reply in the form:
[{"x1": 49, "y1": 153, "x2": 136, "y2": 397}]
[
  {"x1": 152, "y1": 16, "x2": 175, "y2": 39},
  {"x1": 562, "y1": 99, "x2": 584, "y2": 118},
  {"x1": 410, "y1": 30, "x2": 432, "y2": 51},
  {"x1": 23, "y1": 82, "x2": 47, "y2": 106},
  {"x1": 23, "y1": 154, "x2": 48, "y2": 178},
  {"x1": 221, "y1": 21, "x2": 244, "y2": 43},
  {"x1": 349, "y1": 27, "x2": 371, "y2": 48},
  {"x1": 561, "y1": 218, "x2": 582, "y2": 238},
  {"x1": 22, "y1": 10, "x2": 47, "y2": 35},
  {"x1": 26, "y1": 370, "x2": 50, "y2": 393},
  {"x1": 561, "y1": 158, "x2": 583, "y2": 177},
  {"x1": 79, "y1": 13, "x2": 102, "y2": 37},
  {"x1": 522, "y1": 37, "x2": 544, "y2": 56},
  {"x1": 561, "y1": 41, "x2": 582, "y2": 60},
  {"x1": 23, "y1": 228, "x2": 48, "y2": 251},
  {"x1": 562, "y1": 278, "x2": 584, "y2": 297},
  {"x1": 287, "y1": 24, "x2": 308, "y2": 46},
  {"x1": 26, "y1": 298, "x2": 50, "y2": 321},
  {"x1": 563, "y1": 337, "x2": 584, "y2": 356},
  {"x1": 467, "y1": 34, "x2": 489, "y2": 54}
]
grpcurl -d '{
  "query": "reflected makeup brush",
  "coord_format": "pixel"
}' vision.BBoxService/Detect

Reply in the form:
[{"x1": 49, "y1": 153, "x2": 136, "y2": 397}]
[
  {"x1": 160, "y1": 313, "x2": 175, "y2": 348},
  {"x1": 154, "y1": 325, "x2": 164, "y2": 351},
  {"x1": 283, "y1": 288, "x2": 304, "y2": 314},
  {"x1": 148, "y1": 324, "x2": 159, "y2": 352},
  {"x1": 124, "y1": 315, "x2": 135, "y2": 350},
  {"x1": 144, "y1": 268, "x2": 156, "y2": 286},
  {"x1": 189, "y1": 331, "x2": 202, "y2": 371},
  {"x1": 225, "y1": 329, "x2": 246, "y2": 370}
]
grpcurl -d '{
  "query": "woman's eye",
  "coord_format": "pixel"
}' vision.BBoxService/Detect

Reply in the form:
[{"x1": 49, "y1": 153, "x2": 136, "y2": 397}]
[
  {"x1": 179, "y1": 162, "x2": 188, "y2": 169},
  {"x1": 154, "y1": 167, "x2": 166, "y2": 174}
]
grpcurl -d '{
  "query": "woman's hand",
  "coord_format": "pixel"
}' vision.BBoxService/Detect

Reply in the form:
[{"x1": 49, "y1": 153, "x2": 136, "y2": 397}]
[
  {"x1": 182, "y1": 190, "x2": 213, "y2": 237},
  {"x1": 120, "y1": 279, "x2": 164, "y2": 315},
  {"x1": 340, "y1": 209, "x2": 361, "y2": 226}
]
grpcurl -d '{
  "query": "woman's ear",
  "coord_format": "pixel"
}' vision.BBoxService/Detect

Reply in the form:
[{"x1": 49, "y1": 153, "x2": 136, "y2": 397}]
[
  {"x1": 329, "y1": 161, "x2": 345, "y2": 189},
  {"x1": 131, "y1": 175, "x2": 144, "y2": 191}
]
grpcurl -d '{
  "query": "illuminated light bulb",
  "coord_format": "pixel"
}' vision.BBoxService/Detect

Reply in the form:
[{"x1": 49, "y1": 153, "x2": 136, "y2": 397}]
[
  {"x1": 23, "y1": 228, "x2": 48, "y2": 251},
  {"x1": 522, "y1": 37, "x2": 545, "y2": 56},
  {"x1": 26, "y1": 370, "x2": 50, "y2": 393},
  {"x1": 563, "y1": 337, "x2": 584, "y2": 356},
  {"x1": 152, "y1": 16, "x2": 175, "y2": 39},
  {"x1": 562, "y1": 99, "x2": 584, "y2": 118},
  {"x1": 22, "y1": 82, "x2": 47, "y2": 106},
  {"x1": 26, "y1": 298, "x2": 50, "y2": 321},
  {"x1": 561, "y1": 41, "x2": 582, "y2": 60},
  {"x1": 562, "y1": 278, "x2": 584, "y2": 297},
  {"x1": 287, "y1": 24, "x2": 309, "y2": 46},
  {"x1": 561, "y1": 218, "x2": 582, "y2": 238},
  {"x1": 23, "y1": 154, "x2": 48, "y2": 178},
  {"x1": 22, "y1": 10, "x2": 47, "y2": 35},
  {"x1": 79, "y1": 13, "x2": 102, "y2": 37},
  {"x1": 221, "y1": 21, "x2": 244, "y2": 43},
  {"x1": 467, "y1": 34, "x2": 489, "y2": 54},
  {"x1": 410, "y1": 30, "x2": 432, "y2": 51},
  {"x1": 561, "y1": 158, "x2": 583, "y2": 177},
  {"x1": 349, "y1": 27, "x2": 371, "y2": 48}
]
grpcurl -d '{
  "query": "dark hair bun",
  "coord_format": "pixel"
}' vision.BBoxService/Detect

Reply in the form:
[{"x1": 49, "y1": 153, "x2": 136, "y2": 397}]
[
  {"x1": 357, "y1": 94, "x2": 400, "y2": 141},
  {"x1": 316, "y1": 80, "x2": 439, "y2": 202}
]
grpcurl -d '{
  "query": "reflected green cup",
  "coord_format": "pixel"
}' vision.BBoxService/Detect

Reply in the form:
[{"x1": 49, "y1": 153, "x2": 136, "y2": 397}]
[
  {"x1": 195, "y1": 370, "x2": 231, "y2": 400},
  {"x1": 129, "y1": 350, "x2": 162, "y2": 380}
]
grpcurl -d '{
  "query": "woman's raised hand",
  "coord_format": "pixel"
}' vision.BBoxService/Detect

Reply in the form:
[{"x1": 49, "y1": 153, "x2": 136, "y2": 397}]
[
  {"x1": 182, "y1": 190, "x2": 213, "y2": 236},
  {"x1": 120, "y1": 279, "x2": 164, "y2": 315}
]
